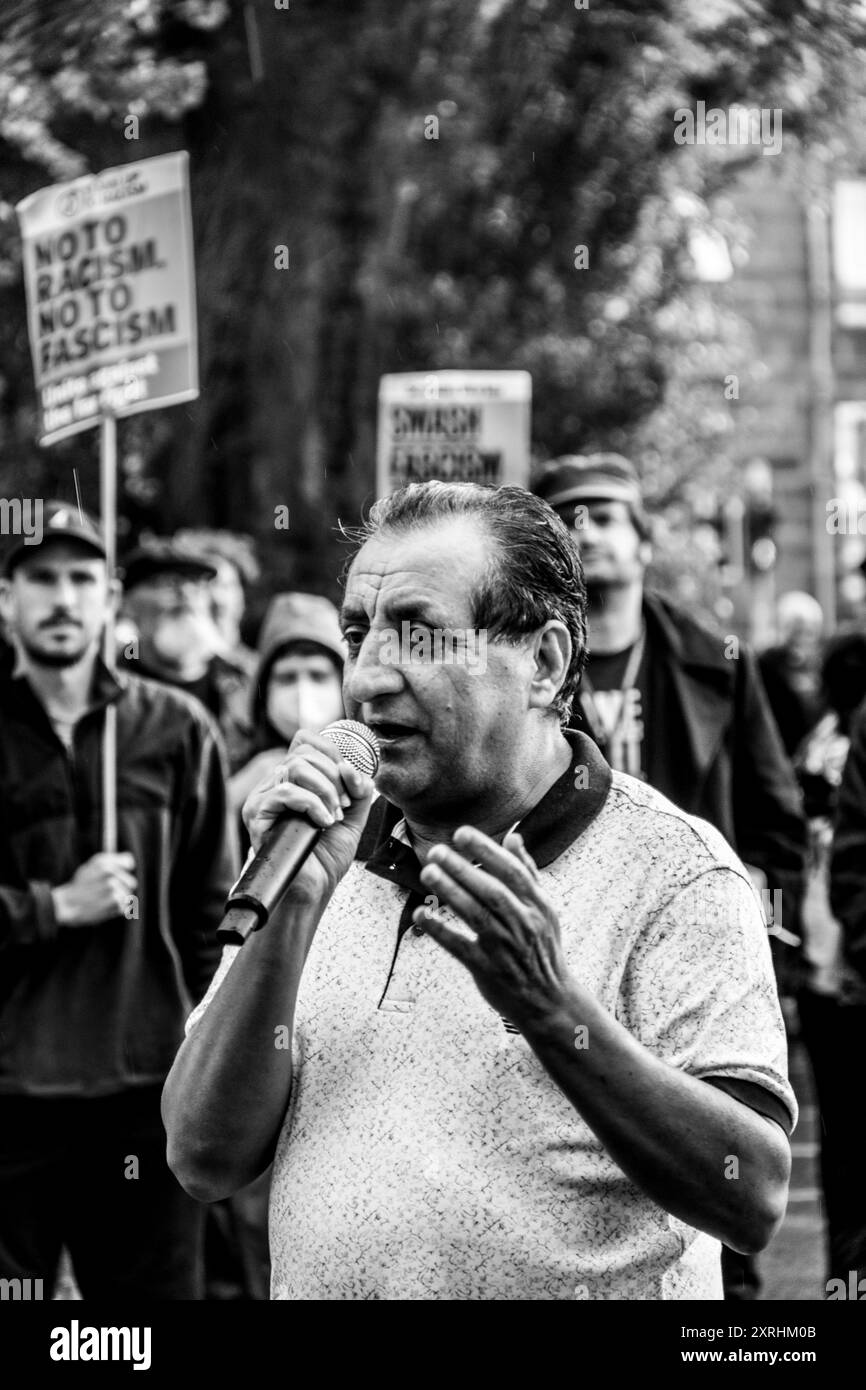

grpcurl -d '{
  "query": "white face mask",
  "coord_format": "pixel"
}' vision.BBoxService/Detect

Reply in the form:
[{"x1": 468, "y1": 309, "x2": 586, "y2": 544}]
[
  {"x1": 266, "y1": 668, "x2": 343, "y2": 743},
  {"x1": 151, "y1": 611, "x2": 221, "y2": 669}
]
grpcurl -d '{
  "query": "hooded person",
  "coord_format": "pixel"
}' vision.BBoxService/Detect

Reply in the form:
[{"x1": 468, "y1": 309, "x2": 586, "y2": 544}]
[{"x1": 228, "y1": 593, "x2": 346, "y2": 827}]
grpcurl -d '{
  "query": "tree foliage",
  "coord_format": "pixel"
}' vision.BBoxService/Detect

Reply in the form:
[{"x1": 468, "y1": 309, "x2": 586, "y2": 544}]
[{"x1": 0, "y1": 0, "x2": 864, "y2": 607}]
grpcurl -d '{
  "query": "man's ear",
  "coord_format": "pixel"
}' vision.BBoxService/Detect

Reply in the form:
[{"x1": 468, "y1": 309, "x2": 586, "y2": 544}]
[
  {"x1": 528, "y1": 621, "x2": 571, "y2": 714},
  {"x1": 638, "y1": 539, "x2": 653, "y2": 569}
]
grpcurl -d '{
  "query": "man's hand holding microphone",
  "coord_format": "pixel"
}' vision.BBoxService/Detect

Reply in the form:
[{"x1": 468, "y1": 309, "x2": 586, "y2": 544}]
[
  {"x1": 162, "y1": 721, "x2": 378, "y2": 1200},
  {"x1": 222, "y1": 720, "x2": 379, "y2": 943},
  {"x1": 243, "y1": 727, "x2": 376, "y2": 900}
]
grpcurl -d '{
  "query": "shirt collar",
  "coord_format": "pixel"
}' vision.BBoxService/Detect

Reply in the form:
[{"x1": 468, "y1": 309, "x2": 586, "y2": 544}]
[{"x1": 357, "y1": 729, "x2": 612, "y2": 894}]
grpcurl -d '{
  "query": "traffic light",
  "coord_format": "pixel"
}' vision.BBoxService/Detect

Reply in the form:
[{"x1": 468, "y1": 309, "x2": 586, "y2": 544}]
[
  {"x1": 745, "y1": 496, "x2": 777, "y2": 571},
  {"x1": 743, "y1": 458, "x2": 777, "y2": 573}
]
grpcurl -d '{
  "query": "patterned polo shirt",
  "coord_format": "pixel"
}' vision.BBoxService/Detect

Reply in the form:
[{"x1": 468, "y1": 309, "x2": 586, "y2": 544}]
[{"x1": 188, "y1": 731, "x2": 796, "y2": 1300}]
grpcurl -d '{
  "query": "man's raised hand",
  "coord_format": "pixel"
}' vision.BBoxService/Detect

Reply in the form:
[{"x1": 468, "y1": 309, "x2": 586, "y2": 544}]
[{"x1": 414, "y1": 827, "x2": 573, "y2": 1031}]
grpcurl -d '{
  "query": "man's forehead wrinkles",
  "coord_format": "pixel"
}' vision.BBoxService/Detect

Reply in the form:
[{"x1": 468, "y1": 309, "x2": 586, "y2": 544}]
[
  {"x1": 349, "y1": 561, "x2": 452, "y2": 584},
  {"x1": 344, "y1": 564, "x2": 467, "y2": 619},
  {"x1": 341, "y1": 573, "x2": 384, "y2": 620},
  {"x1": 348, "y1": 553, "x2": 392, "y2": 581}
]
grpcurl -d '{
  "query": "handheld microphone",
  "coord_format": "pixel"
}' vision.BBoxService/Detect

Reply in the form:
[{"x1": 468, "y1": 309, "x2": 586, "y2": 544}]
[{"x1": 217, "y1": 719, "x2": 380, "y2": 946}]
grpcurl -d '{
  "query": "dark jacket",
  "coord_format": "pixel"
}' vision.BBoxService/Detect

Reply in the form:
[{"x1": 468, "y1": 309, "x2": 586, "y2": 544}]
[
  {"x1": 758, "y1": 645, "x2": 824, "y2": 758},
  {"x1": 0, "y1": 663, "x2": 238, "y2": 1096},
  {"x1": 581, "y1": 594, "x2": 807, "y2": 936},
  {"x1": 829, "y1": 698, "x2": 866, "y2": 980},
  {"x1": 122, "y1": 648, "x2": 253, "y2": 776}
]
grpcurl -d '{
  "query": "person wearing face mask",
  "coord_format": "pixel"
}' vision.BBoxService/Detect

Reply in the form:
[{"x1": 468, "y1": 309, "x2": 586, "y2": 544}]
[
  {"x1": 228, "y1": 592, "x2": 346, "y2": 847},
  {"x1": 120, "y1": 540, "x2": 253, "y2": 774}
]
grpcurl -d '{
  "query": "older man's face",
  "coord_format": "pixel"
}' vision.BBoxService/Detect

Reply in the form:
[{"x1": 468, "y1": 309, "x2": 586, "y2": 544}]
[{"x1": 341, "y1": 518, "x2": 534, "y2": 815}]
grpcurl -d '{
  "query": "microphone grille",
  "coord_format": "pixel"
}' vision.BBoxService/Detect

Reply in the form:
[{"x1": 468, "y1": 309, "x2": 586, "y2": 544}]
[{"x1": 322, "y1": 719, "x2": 380, "y2": 777}]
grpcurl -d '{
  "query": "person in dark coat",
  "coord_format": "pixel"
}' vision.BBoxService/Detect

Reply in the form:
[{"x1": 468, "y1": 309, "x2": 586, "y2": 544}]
[
  {"x1": 794, "y1": 630, "x2": 866, "y2": 1289},
  {"x1": 829, "y1": 657, "x2": 866, "y2": 984},
  {"x1": 533, "y1": 453, "x2": 808, "y2": 1302},
  {"x1": 0, "y1": 502, "x2": 237, "y2": 1299},
  {"x1": 758, "y1": 592, "x2": 825, "y2": 758}
]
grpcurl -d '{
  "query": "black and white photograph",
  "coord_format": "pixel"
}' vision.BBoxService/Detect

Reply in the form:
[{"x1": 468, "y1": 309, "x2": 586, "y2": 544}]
[{"x1": 0, "y1": 0, "x2": 865, "y2": 1359}]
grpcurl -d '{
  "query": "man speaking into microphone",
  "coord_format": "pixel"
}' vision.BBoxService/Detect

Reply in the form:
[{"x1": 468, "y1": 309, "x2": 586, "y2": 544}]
[{"x1": 163, "y1": 481, "x2": 795, "y2": 1301}]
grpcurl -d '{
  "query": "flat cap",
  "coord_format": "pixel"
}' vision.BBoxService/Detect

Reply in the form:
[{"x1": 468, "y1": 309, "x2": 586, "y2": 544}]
[
  {"x1": 532, "y1": 453, "x2": 643, "y2": 511},
  {"x1": 122, "y1": 539, "x2": 218, "y2": 591}
]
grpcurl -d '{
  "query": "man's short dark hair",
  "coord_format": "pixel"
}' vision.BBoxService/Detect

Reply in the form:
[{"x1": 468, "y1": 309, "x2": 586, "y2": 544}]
[{"x1": 344, "y1": 481, "x2": 587, "y2": 723}]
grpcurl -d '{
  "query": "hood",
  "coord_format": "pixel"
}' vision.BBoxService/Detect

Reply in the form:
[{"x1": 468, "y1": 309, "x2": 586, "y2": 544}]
[{"x1": 250, "y1": 591, "x2": 346, "y2": 729}]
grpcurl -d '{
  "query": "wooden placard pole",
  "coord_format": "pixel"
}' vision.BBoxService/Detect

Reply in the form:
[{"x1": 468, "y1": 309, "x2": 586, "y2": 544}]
[{"x1": 100, "y1": 412, "x2": 118, "y2": 854}]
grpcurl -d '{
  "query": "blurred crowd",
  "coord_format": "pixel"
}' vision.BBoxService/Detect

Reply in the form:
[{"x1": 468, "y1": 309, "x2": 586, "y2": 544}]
[{"x1": 2, "y1": 458, "x2": 866, "y2": 1301}]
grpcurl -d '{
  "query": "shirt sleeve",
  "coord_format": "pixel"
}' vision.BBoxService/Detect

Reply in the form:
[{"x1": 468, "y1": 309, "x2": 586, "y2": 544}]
[
  {"x1": 620, "y1": 865, "x2": 797, "y2": 1132},
  {"x1": 0, "y1": 879, "x2": 60, "y2": 946}
]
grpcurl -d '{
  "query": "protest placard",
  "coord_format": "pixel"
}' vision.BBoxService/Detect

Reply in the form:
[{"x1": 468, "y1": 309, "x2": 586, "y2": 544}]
[
  {"x1": 16, "y1": 151, "x2": 198, "y2": 445},
  {"x1": 376, "y1": 370, "x2": 532, "y2": 496}
]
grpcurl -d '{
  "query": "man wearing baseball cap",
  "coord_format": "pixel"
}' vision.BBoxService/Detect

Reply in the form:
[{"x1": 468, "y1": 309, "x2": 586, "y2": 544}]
[
  {"x1": 533, "y1": 454, "x2": 807, "y2": 1301},
  {"x1": 0, "y1": 501, "x2": 237, "y2": 1298}
]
